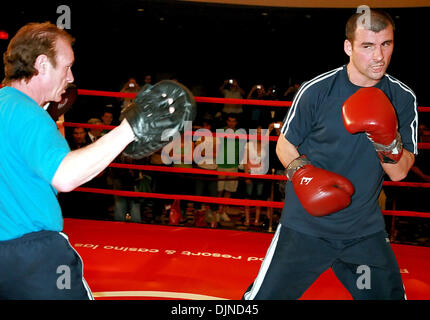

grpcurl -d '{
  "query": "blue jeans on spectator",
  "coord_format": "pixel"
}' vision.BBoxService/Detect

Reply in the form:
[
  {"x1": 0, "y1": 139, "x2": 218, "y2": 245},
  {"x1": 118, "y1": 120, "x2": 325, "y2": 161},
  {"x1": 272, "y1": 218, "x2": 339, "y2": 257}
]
[{"x1": 114, "y1": 196, "x2": 141, "y2": 223}]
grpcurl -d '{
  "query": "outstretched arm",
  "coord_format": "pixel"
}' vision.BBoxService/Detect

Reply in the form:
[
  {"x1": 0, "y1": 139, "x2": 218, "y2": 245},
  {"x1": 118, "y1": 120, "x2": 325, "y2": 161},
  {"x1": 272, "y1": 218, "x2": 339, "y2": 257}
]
[{"x1": 52, "y1": 119, "x2": 135, "y2": 192}]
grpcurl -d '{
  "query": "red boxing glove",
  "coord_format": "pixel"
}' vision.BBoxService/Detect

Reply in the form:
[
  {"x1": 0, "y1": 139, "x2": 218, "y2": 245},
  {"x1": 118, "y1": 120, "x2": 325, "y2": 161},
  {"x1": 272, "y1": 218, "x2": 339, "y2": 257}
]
[
  {"x1": 342, "y1": 87, "x2": 403, "y2": 164},
  {"x1": 287, "y1": 156, "x2": 355, "y2": 217}
]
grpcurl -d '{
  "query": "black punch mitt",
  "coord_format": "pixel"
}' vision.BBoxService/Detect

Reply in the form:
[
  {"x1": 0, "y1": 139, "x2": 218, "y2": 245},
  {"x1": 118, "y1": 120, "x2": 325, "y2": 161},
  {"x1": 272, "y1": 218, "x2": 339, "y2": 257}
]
[{"x1": 121, "y1": 80, "x2": 196, "y2": 159}]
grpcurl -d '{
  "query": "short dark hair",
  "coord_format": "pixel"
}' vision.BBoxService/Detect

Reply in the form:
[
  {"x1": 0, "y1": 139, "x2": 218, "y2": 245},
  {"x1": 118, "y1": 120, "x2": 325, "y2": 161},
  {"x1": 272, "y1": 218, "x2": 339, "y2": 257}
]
[
  {"x1": 2, "y1": 22, "x2": 75, "y2": 84},
  {"x1": 345, "y1": 8, "x2": 395, "y2": 43},
  {"x1": 102, "y1": 109, "x2": 113, "y2": 115},
  {"x1": 202, "y1": 119, "x2": 213, "y2": 128},
  {"x1": 226, "y1": 113, "x2": 238, "y2": 121}
]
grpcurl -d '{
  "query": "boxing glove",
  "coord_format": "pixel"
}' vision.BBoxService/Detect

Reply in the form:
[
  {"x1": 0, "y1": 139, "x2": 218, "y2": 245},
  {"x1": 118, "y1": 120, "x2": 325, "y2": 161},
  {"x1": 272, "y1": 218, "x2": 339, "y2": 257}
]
[
  {"x1": 342, "y1": 87, "x2": 403, "y2": 164},
  {"x1": 286, "y1": 155, "x2": 355, "y2": 217}
]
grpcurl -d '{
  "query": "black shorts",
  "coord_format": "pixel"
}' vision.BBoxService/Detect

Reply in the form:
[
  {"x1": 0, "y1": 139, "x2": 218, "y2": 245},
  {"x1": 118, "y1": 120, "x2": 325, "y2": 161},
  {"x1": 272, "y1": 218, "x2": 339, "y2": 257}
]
[
  {"x1": 243, "y1": 224, "x2": 405, "y2": 300},
  {"x1": 0, "y1": 230, "x2": 93, "y2": 300}
]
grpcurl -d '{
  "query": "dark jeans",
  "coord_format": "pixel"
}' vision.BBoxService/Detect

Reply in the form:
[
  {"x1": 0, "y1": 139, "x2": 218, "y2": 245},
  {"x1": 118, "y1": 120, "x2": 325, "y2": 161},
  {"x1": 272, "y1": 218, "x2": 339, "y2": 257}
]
[{"x1": 194, "y1": 172, "x2": 218, "y2": 211}]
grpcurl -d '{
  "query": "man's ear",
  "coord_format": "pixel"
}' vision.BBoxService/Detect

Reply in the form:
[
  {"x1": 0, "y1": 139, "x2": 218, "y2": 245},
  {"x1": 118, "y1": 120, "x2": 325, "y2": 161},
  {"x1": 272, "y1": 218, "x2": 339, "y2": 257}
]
[
  {"x1": 344, "y1": 39, "x2": 352, "y2": 57},
  {"x1": 34, "y1": 54, "x2": 50, "y2": 75}
]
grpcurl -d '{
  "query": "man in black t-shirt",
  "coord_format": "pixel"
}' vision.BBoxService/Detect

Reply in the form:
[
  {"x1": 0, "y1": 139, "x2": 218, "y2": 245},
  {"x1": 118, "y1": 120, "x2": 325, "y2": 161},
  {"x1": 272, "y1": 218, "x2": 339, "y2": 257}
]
[{"x1": 244, "y1": 9, "x2": 417, "y2": 300}]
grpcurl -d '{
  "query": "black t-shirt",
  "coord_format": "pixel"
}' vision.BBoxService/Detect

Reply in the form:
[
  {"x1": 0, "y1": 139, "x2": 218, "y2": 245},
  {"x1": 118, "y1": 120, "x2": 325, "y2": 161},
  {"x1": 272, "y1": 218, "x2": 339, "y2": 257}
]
[{"x1": 280, "y1": 65, "x2": 418, "y2": 239}]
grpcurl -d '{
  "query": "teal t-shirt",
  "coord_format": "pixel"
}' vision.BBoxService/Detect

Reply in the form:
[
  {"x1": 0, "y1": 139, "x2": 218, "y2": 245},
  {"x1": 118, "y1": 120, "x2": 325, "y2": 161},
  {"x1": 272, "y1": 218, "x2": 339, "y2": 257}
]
[{"x1": 0, "y1": 87, "x2": 71, "y2": 240}]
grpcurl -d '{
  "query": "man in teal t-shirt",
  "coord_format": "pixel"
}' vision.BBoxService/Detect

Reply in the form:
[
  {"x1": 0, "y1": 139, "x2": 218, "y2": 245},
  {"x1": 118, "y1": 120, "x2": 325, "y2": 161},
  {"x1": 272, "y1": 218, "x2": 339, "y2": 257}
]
[
  {"x1": 0, "y1": 86, "x2": 70, "y2": 241},
  {"x1": 0, "y1": 22, "x2": 136, "y2": 299}
]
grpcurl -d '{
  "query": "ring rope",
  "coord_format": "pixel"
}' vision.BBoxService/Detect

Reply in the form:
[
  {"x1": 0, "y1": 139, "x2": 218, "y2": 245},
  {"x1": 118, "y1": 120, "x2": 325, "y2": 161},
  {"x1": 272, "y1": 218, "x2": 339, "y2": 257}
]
[
  {"x1": 62, "y1": 122, "x2": 280, "y2": 141},
  {"x1": 0, "y1": 84, "x2": 429, "y2": 111},
  {"x1": 75, "y1": 187, "x2": 284, "y2": 208},
  {"x1": 108, "y1": 162, "x2": 430, "y2": 188},
  {"x1": 109, "y1": 163, "x2": 284, "y2": 181},
  {"x1": 62, "y1": 122, "x2": 430, "y2": 148},
  {"x1": 76, "y1": 88, "x2": 430, "y2": 111},
  {"x1": 74, "y1": 186, "x2": 430, "y2": 219},
  {"x1": 77, "y1": 89, "x2": 292, "y2": 107}
]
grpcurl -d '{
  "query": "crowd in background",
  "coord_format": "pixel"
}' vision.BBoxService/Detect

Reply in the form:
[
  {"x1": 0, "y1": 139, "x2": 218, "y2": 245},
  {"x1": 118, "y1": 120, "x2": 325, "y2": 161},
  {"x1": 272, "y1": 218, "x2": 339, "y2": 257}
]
[{"x1": 58, "y1": 75, "x2": 430, "y2": 243}]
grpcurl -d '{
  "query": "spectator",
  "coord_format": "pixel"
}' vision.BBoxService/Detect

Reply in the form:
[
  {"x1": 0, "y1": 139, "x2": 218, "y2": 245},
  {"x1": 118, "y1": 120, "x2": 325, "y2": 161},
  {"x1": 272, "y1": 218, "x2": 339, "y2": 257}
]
[
  {"x1": 111, "y1": 153, "x2": 144, "y2": 223},
  {"x1": 100, "y1": 109, "x2": 115, "y2": 211},
  {"x1": 394, "y1": 124, "x2": 430, "y2": 211},
  {"x1": 245, "y1": 84, "x2": 266, "y2": 129},
  {"x1": 243, "y1": 125, "x2": 270, "y2": 226},
  {"x1": 218, "y1": 78, "x2": 245, "y2": 125},
  {"x1": 283, "y1": 82, "x2": 300, "y2": 101},
  {"x1": 143, "y1": 74, "x2": 152, "y2": 86},
  {"x1": 281, "y1": 82, "x2": 300, "y2": 122},
  {"x1": 164, "y1": 130, "x2": 195, "y2": 223},
  {"x1": 408, "y1": 124, "x2": 430, "y2": 182},
  {"x1": 87, "y1": 118, "x2": 103, "y2": 142},
  {"x1": 79, "y1": 117, "x2": 111, "y2": 220},
  {"x1": 148, "y1": 149, "x2": 168, "y2": 223},
  {"x1": 266, "y1": 85, "x2": 280, "y2": 100},
  {"x1": 121, "y1": 77, "x2": 140, "y2": 92},
  {"x1": 215, "y1": 113, "x2": 243, "y2": 225},
  {"x1": 383, "y1": 123, "x2": 430, "y2": 243},
  {"x1": 194, "y1": 119, "x2": 219, "y2": 226},
  {"x1": 264, "y1": 85, "x2": 281, "y2": 127},
  {"x1": 68, "y1": 126, "x2": 91, "y2": 150},
  {"x1": 267, "y1": 121, "x2": 286, "y2": 202},
  {"x1": 120, "y1": 77, "x2": 140, "y2": 110},
  {"x1": 100, "y1": 108, "x2": 114, "y2": 136},
  {"x1": 60, "y1": 126, "x2": 91, "y2": 218}
]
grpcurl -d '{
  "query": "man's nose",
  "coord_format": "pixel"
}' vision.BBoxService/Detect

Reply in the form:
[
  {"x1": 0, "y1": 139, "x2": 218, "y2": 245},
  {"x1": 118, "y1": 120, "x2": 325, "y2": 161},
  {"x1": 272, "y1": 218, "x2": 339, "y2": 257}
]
[
  {"x1": 373, "y1": 45, "x2": 384, "y2": 61},
  {"x1": 67, "y1": 68, "x2": 74, "y2": 83}
]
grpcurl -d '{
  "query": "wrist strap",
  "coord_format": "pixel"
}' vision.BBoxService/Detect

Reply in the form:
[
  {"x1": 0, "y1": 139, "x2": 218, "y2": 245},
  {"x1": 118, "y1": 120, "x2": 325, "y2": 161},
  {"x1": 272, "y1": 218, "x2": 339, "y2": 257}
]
[
  {"x1": 373, "y1": 131, "x2": 403, "y2": 153},
  {"x1": 286, "y1": 155, "x2": 311, "y2": 180}
]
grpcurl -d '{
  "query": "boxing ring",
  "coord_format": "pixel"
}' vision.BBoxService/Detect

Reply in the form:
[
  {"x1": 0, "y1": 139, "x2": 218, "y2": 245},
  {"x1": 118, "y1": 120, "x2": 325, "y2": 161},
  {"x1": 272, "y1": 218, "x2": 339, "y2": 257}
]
[
  {"x1": 60, "y1": 89, "x2": 430, "y2": 300},
  {"x1": 63, "y1": 218, "x2": 430, "y2": 300}
]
